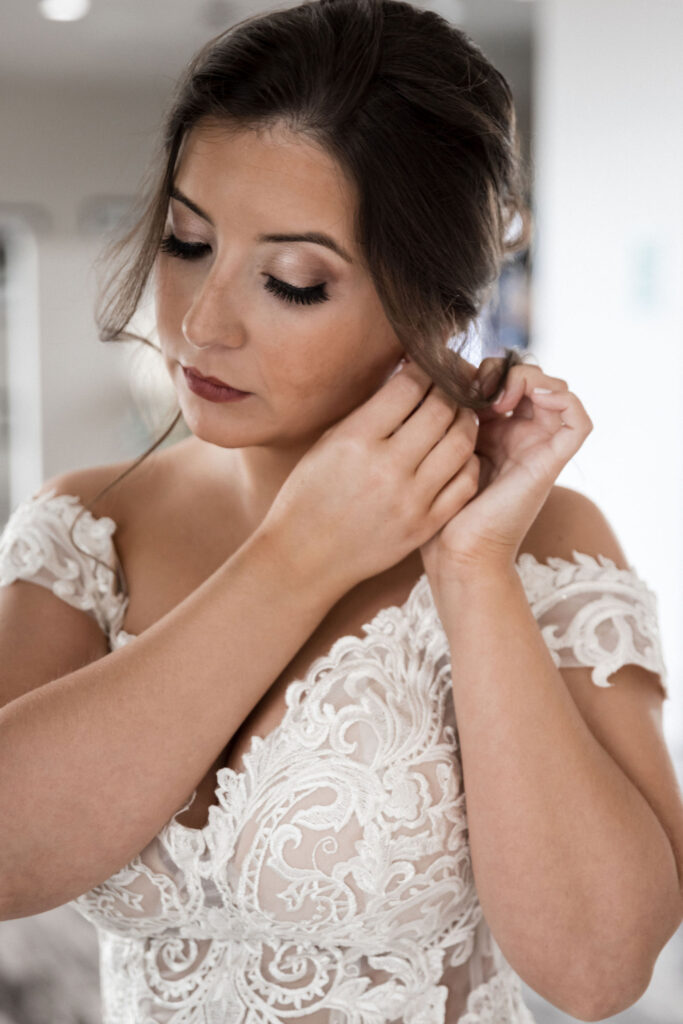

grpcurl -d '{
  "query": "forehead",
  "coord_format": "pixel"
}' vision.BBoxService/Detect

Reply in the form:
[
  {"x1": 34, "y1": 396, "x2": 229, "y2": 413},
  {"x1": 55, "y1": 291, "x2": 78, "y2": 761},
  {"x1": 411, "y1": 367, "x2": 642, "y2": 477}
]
[{"x1": 174, "y1": 119, "x2": 357, "y2": 239}]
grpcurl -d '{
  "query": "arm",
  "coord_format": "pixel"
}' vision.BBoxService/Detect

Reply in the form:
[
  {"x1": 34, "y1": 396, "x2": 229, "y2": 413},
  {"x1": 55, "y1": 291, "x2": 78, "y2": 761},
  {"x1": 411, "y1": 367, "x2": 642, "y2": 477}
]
[
  {"x1": 433, "y1": 493, "x2": 683, "y2": 1021},
  {"x1": 0, "y1": 524, "x2": 345, "y2": 920}
]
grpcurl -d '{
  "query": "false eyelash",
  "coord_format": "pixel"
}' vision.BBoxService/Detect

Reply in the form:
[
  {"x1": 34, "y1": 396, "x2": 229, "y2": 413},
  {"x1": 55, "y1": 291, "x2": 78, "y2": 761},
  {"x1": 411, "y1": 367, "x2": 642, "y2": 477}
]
[
  {"x1": 262, "y1": 276, "x2": 328, "y2": 306},
  {"x1": 159, "y1": 233, "x2": 211, "y2": 260},
  {"x1": 159, "y1": 232, "x2": 329, "y2": 306}
]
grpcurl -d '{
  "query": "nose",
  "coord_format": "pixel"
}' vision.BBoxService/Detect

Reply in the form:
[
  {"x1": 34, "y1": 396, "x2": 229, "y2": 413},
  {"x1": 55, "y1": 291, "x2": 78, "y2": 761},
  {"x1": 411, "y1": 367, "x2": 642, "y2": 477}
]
[{"x1": 181, "y1": 267, "x2": 245, "y2": 351}]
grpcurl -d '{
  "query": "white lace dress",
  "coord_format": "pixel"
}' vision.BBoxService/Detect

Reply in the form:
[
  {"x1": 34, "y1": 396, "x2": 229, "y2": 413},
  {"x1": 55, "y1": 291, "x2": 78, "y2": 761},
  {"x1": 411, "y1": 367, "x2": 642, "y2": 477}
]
[{"x1": 0, "y1": 489, "x2": 669, "y2": 1024}]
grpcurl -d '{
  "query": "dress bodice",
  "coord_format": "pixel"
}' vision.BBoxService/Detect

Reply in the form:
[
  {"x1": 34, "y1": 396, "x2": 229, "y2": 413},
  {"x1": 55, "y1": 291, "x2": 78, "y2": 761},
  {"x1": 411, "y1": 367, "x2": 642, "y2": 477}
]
[{"x1": 0, "y1": 488, "x2": 668, "y2": 1023}]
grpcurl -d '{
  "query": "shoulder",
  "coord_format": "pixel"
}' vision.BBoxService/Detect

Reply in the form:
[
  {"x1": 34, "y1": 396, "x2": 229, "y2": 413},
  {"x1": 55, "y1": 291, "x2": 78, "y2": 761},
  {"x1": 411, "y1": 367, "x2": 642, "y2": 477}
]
[
  {"x1": 520, "y1": 484, "x2": 668, "y2": 704},
  {"x1": 519, "y1": 484, "x2": 629, "y2": 571},
  {"x1": 35, "y1": 461, "x2": 129, "y2": 507},
  {"x1": 33, "y1": 447, "x2": 170, "y2": 528}
]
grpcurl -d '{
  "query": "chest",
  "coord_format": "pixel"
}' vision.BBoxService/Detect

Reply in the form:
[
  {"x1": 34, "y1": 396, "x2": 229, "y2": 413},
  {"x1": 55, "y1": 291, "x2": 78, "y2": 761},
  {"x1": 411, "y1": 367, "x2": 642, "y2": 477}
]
[{"x1": 113, "y1": 488, "x2": 426, "y2": 830}]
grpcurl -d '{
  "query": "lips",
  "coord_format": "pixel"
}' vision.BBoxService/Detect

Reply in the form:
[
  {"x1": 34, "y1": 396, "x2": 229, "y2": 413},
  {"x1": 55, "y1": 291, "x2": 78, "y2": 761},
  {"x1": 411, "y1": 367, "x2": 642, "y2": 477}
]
[{"x1": 183, "y1": 365, "x2": 248, "y2": 393}]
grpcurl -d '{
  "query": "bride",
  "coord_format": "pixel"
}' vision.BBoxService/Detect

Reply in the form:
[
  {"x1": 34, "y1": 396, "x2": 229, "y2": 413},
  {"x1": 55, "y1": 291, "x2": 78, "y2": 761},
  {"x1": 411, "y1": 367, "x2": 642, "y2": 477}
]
[{"x1": 0, "y1": 0, "x2": 681, "y2": 1021}]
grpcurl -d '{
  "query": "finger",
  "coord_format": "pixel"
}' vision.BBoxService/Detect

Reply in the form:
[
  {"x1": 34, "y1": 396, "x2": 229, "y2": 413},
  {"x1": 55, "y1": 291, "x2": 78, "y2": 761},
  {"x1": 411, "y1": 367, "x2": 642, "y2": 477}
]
[
  {"x1": 529, "y1": 388, "x2": 594, "y2": 457},
  {"x1": 344, "y1": 358, "x2": 434, "y2": 440},
  {"x1": 476, "y1": 356, "x2": 509, "y2": 399},
  {"x1": 491, "y1": 365, "x2": 569, "y2": 412},
  {"x1": 426, "y1": 452, "x2": 481, "y2": 528},
  {"x1": 475, "y1": 356, "x2": 552, "y2": 402},
  {"x1": 390, "y1": 384, "x2": 460, "y2": 465},
  {"x1": 473, "y1": 417, "x2": 508, "y2": 462},
  {"x1": 414, "y1": 406, "x2": 479, "y2": 495}
]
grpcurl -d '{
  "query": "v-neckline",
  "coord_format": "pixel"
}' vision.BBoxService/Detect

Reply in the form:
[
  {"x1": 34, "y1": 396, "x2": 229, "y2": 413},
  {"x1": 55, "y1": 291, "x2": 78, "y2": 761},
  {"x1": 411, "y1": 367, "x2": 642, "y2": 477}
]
[
  {"x1": 123, "y1": 569, "x2": 433, "y2": 839},
  {"x1": 45, "y1": 489, "x2": 436, "y2": 840}
]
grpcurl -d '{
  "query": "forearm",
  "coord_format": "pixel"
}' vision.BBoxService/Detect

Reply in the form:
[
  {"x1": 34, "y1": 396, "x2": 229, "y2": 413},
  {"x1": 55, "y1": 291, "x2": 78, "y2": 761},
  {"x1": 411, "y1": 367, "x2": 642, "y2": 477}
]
[
  {"x1": 434, "y1": 566, "x2": 680, "y2": 1010},
  {"x1": 0, "y1": 526, "x2": 344, "y2": 919}
]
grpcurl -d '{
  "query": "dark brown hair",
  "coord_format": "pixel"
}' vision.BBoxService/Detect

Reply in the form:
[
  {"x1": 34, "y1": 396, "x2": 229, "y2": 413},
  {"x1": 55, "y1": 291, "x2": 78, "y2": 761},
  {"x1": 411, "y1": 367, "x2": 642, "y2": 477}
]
[{"x1": 70, "y1": 0, "x2": 532, "y2": 571}]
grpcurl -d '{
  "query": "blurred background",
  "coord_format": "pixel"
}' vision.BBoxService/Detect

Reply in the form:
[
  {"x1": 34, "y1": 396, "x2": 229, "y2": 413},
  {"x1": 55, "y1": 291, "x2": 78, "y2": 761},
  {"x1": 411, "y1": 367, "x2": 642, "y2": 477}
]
[{"x1": 0, "y1": 0, "x2": 682, "y2": 1021}]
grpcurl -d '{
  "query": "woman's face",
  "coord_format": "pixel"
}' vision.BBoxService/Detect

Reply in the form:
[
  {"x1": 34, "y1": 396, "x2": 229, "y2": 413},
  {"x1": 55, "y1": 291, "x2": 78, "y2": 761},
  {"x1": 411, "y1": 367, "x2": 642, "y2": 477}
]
[{"x1": 154, "y1": 118, "x2": 405, "y2": 451}]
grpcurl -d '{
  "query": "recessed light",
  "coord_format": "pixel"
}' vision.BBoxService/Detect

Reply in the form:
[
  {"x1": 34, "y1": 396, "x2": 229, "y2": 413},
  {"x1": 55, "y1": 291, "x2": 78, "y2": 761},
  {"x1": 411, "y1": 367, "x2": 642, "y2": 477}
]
[{"x1": 38, "y1": 0, "x2": 91, "y2": 22}]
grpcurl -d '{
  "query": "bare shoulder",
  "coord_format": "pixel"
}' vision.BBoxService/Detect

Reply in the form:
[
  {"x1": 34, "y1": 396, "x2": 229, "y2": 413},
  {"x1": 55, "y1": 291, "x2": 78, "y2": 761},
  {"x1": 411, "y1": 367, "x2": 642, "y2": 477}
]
[
  {"x1": 518, "y1": 484, "x2": 630, "y2": 571},
  {"x1": 33, "y1": 444, "x2": 175, "y2": 528}
]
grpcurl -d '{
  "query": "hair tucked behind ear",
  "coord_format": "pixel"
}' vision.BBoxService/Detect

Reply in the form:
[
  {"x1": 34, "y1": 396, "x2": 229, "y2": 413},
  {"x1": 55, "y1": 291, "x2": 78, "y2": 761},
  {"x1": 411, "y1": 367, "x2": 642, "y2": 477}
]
[{"x1": 71, "y1": 0, "x2": 531, "y2": 573}]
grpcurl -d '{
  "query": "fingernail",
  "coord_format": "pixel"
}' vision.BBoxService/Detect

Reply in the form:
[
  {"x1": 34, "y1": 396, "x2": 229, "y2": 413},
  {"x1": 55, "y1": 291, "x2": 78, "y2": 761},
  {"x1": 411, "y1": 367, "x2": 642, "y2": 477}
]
[
  {"x1": 533, "y1": 387, "x2": 553, "y2": 394},
  {"x1": 492, "y1": 387, "x2": 506, "y2": 404}
]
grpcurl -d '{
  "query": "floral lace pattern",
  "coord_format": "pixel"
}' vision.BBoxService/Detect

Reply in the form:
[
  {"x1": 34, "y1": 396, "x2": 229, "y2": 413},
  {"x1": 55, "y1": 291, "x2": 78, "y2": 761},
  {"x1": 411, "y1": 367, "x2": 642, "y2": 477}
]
[
  {"x1": 0, "y1": 489, "x2": 128, "y2": 636},
  {"x1": 0, "y1": 490, "x2": 668, "y2": 1023},
  {"x1": 516, "y1": 550, "x2": 668, "y2": 691}
]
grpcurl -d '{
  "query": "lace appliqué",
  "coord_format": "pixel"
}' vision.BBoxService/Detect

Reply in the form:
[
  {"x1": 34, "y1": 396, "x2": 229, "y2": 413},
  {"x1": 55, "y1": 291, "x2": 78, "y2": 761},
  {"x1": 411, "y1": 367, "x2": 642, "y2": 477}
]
[
  {"x1": 0, "y1": 487, "x2": 128, "y2": 638},
  {"x1": 459, "y1": 967, "x2": 536, "y2": 1024},
  {"x1": 516, "y1": 549, "x2": 668, "y2": 694},
  {"x1": 2, "y1": 491, "x2": 670, "y2": 1023},
  {"x1": 69, "y1": 576, "x2": 525, "y2": 1023}
]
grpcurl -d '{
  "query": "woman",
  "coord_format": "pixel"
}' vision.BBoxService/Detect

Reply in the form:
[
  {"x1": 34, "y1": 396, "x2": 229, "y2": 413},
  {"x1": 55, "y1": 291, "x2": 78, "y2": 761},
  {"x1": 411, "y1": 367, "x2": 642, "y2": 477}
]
[{"x1": 0, "y1": 0, "x2": 681, "y2": 1021}]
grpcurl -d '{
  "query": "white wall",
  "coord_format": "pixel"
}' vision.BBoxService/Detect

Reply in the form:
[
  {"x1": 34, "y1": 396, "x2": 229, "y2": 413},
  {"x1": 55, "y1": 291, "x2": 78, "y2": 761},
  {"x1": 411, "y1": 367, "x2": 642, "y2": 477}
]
[
  {"x1": 0, "y1": 79, "x2": 174, "y2": 505},
  {"x1": 531, "y1": 0, "x2": 683, "y2": 755}
]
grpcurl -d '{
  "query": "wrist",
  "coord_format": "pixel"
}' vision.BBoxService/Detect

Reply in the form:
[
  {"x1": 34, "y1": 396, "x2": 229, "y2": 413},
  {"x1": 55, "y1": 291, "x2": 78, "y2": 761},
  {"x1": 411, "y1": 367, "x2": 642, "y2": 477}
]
[
  {"x1": 426, "y1": 557, "x2": 523, "y2": 623},
  {"x1": 248, "y1": 520, "x2": 351, "y2": 608},
  {"x1": 427, "y1": 553, "x2": 520, "y2": 594}
]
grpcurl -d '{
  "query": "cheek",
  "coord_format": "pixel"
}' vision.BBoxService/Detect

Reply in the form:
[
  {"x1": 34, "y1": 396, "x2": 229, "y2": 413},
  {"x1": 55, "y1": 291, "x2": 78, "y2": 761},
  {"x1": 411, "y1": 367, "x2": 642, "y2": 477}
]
[
  {"x1": 272, "y1": 320, "x2": 357, "y2": 396},
  {"x1": 270, "y1": 349, "x2": 334, "y2": 407},
  {"x1": 271, "y1": 316, "x2": 391, "y2": 420}
]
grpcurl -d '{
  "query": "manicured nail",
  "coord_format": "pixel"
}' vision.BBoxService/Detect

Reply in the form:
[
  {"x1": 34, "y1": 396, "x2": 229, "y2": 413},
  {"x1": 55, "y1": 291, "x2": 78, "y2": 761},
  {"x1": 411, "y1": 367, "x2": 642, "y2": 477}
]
[{"x1": 533, "y1": 387, "x2": 553, "y2": 394}]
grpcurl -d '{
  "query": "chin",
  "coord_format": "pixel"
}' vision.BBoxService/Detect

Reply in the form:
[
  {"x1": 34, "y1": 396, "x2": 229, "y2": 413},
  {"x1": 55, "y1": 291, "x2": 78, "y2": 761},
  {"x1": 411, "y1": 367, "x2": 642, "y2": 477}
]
[{"x1": 177, "y1": 403, "x2": 251, "y2": 447}]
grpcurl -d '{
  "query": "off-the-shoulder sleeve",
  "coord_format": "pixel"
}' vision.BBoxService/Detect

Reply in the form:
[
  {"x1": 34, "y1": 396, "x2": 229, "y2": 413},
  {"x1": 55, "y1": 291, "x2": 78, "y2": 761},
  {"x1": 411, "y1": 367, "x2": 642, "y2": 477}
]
[
  {"x1": 515, "y1": 549, "x2": 668, "y2": 697},
  {"x1": 0, "y1": 487, "x2": 128, "y2": 639}
]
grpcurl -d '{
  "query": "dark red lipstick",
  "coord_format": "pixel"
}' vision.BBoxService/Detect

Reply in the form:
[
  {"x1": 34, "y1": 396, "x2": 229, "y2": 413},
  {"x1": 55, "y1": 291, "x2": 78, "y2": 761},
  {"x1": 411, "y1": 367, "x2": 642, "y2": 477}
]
[{"x1": 182, "y1": 365, "x2": 251, "y2": 403}]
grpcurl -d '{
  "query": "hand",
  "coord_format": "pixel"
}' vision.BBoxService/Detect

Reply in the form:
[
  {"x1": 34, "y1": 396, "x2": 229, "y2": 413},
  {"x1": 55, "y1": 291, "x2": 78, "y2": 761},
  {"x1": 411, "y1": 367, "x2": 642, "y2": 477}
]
[
  {"x1": 419, "y1": 355, "x2": 593, "y2": 584},
  {"x1": 258, "y1": 357, "x2": 480, "y2": 593}
]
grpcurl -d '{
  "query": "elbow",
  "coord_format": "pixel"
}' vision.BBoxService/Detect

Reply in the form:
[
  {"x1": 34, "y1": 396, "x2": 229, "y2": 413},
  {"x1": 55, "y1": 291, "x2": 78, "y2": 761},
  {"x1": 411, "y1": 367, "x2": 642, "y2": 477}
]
[
  {"x1": 0, "y1": 866, "x2": 64, "y2": 923},
  {"x1": 553, "y1": 951, "x2": 655, "y2": 1021},
  {"x1": 546, "y1": 884, "x2": 682, "y2": 1020},
  {"x1": 566, "y1": 979, "x2": 651, "y2": 1022},
  {"x1": 0, "y1": 876, "x2": 30, "y2": 923},
  {"x1": 0, "y1": 886, "x2": 67, "y2": 923},
  {"x1": 0, "y1": 865, "x2": 19, "y2": 922},
  {"x1": 0, "y1": 884, "x2": 22, "y2": 924},
  {"x1": 521, "y1": 928, "x2": 662, "y2": 1022}
]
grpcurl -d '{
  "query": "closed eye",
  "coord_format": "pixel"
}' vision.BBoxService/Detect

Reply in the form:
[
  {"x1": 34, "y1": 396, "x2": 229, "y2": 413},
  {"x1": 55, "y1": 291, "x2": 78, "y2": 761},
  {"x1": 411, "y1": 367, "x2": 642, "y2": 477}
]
[
  {"x1": 158, "y1": 232, "x2": 329, "y2": 306},
  {"x1": 159, "y1": 233, "x2": 210, "y2": 260},
  {"x1": 263, "y1": 276, "x2": 329, "y2": 306}
]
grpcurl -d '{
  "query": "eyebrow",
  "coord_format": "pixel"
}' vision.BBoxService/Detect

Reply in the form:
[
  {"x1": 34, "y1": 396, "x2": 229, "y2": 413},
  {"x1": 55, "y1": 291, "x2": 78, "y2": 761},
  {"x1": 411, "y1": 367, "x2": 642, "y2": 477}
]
[{"x1": 170, "y1": 186, "x2": 354, "y2": 264}]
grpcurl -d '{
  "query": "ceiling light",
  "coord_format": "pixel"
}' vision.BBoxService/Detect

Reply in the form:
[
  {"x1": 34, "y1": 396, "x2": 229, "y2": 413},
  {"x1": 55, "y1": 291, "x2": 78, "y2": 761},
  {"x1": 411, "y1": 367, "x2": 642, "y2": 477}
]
[{"x1": 38, "y1": 0, "x2": 91, "y2": 22}]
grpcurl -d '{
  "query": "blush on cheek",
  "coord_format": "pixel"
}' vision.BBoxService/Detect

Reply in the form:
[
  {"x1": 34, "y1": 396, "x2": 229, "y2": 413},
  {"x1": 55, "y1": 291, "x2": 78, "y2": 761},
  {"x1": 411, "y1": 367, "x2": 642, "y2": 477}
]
[{"x1": 269, "y1": 365, "x2": 347, "y2": 429}]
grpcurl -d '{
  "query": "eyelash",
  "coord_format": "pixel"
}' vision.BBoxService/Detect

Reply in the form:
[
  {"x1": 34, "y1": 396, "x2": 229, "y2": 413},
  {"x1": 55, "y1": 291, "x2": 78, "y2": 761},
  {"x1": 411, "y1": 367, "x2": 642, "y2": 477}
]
[{"x1": 158, "y1": 233, "x2": 329, "y2": 306}]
